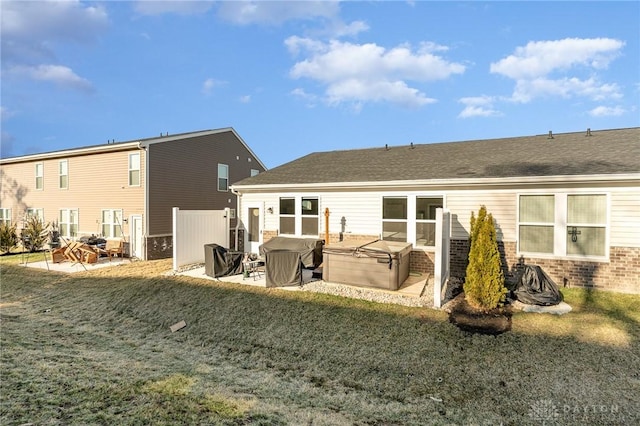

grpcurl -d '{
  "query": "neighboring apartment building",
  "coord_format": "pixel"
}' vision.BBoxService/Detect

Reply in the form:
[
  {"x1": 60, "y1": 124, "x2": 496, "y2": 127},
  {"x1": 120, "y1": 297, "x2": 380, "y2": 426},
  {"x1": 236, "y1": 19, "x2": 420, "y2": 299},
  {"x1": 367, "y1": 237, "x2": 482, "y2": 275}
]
[
  {"x1": 231, "y1": 127, "x2": 640, "y2": 293},
  {"x1": 0, "y1": 128, "x2": 266, "y2": 260}
]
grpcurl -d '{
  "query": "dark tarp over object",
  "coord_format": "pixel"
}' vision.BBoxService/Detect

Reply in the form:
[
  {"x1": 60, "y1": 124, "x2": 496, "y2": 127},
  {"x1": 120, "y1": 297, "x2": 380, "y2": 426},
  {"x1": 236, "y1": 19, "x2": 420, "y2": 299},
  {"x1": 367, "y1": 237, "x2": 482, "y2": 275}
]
[
  {"x1": 265, "y1": 250, "x2": 302, "y2": 288},
  {"x1": 204, "y1": 243, "x2": 244, "y2": 278},
  {"x1": 259, "y1": 237, "x2": 324, "y2": 268},
  {"x1": 511, "y1": 264, "x2": 563, "y2": 306}
]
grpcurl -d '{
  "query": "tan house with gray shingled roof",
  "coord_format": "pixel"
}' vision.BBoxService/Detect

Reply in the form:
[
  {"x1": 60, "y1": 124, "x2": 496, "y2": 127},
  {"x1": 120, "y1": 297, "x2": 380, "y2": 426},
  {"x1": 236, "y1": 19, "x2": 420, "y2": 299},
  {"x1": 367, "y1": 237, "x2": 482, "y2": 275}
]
[
  {"x1": 231, "y1": 127, "x2": 640, "y2": 293},
  {"x1": 1, "y1": 128, "x2": 266, "y2": 260}
]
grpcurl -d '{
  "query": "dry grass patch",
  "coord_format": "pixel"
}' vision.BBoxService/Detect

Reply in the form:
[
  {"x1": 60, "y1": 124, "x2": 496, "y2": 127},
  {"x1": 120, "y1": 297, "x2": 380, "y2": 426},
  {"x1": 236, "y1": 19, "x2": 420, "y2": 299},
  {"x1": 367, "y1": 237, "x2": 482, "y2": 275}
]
[{"x1": 1, "y1": 255, "x2": 639, "y2": 425}]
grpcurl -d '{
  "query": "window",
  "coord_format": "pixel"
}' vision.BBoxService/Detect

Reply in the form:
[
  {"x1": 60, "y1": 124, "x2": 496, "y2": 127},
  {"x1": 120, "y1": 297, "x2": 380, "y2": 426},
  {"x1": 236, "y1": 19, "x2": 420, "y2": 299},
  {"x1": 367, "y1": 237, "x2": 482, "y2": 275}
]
[
  {"x1": 248, "y1": 208, "x2": 259, "y2": 242},
  {"x1": 26, "y1": 208, "x2": 44, "y2": 220},
  {"x1": 415, "y1": 197, "x2": 442, "y2": 246},
  {"x1": 59, "y1": 159, "x2": 68, "y2": 189},
  {"x1": 279, "y1": 197, "x2": 295, "y2": 235},
  {"x1": 518, "y1": 195, "x2": 555, "y2": 254},
  {"x1": 567, "y1": 195, "x2": 606, "y2": 257},
  {"x1": 250, "y1": 169, "x2": 259, "y2": 177},
  {"x1": 278, "y1": 196, "x2": 320, "y2": 236},
  {"x1": 35, "y1": 163, "x2": 43, "y2": 190},
  {"x1": 382, "y1": 197, "x2": 407, "y2": 242},
  {"x1": 101, "y1": 209, "x2": 123, "y2": 238},
  {"x1": 0, "y1": 208, "x2": 11, "y2": 226},
  {"x1": 518, "y1": 194, "x2": 607, "y2": 258},
  {"x1": 59, "y1": 209, "x2": 79, "y2": 239},
  {"x1": 218, "y1": 164, "x2": 229, "y2": 191},
  {"x1": 129, "y1": 153, "x2": 140, "y2": 186},
  {"x1": 301, "y1": 197, "x2": 319, "y2": 236}
]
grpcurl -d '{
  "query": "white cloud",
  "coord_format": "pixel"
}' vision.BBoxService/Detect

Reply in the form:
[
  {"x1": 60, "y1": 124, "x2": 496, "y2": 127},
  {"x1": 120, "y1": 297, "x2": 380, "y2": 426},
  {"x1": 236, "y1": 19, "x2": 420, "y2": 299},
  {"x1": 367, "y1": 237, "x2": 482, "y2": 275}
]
[
  {"x1": 217, "y1": 1, "x2": 340, "y2": 25},
  {"x1": 457, "y1": 96, "x2": 501, "y2": 118},
  {"x1": 202, "y1": 78, "x2": 226, "y2": 95},
  {"x1": 1, "y1": 1, "x2": 106, "y2": 94},
  {"x1": 10, "y1": 65, "x2": 93, "y2": 92},
  {"x1": 588, "y1": 105, "x2": 626, "y2": 117},
  {"x1": 239, "y1": 95, "x2": 251, "y2": 103},
  {"x1": 490, "y1": 38, "x2": 625, "y2": 104},
  {"x1": 511, "y1": 77, "x2": 622, "y2": 103},
  {"x1": 327, "y1": 79, "x2": 436, "y2": 109},
  {"x1": 1, "y1": 0, "x2": 109, "y2": 65},
  {"x1": 286, "y1": 38, "x2": 464, "y2": 109},
  {"x1": 1, "y1": 106, "x2": 15, "y2": 121},
  {"x1": 331, "y1": 20, "x2": 369, "y2": 37},
  {"x1": 490, "y1": 38, "x2": 624, "y2": 79},
  {"x1": 291, "y1": 88, "x2": 318, "y2": 106},
  {"x1": 134, "y1": 0, "x2": 214, "y2": 16}
]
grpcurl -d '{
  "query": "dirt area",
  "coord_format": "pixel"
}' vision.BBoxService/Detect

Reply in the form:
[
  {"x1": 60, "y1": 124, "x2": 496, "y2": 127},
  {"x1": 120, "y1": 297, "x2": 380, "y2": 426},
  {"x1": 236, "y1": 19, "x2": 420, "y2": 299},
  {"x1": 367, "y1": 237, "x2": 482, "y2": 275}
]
[{"x1": 444, "y1": 293, "x2": 513, "y2": 335}]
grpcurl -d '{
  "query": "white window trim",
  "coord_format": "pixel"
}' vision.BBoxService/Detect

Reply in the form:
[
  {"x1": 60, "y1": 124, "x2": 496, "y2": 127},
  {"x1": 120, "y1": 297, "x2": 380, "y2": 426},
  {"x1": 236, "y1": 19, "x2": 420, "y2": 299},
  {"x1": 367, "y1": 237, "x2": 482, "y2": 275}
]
[
  {"x1": 277, "y1": 195, "x2": 321, "y2": 237},
  {"x1": 59, "y1": 208, "x2": 79, "y2": 239},
  {"x1": 35, "y1": 162, "x2": 44, "y2": 190},
  {"x1": 517, "y1": 192, "x2": 609, "y2": 261},
  {"x1": 300, "y1": 196, "x2": 320, "y2": 237},
  {"x1": 25, "y1": 208, "x2": 44, "y2": 220},
  {"x1": 129, "y1": 153, "x2": 141, "y2": 187},
  {"x1": 278, "y1": 196, "x2": 296, "y2": 235},
  {"x1": 101, "y1": 208, "x2": 124, "y2": 239},
  {"x1": 0, "y1": 208, "x2": 11, "y2": 226},
  {"x1": 59, "y1": 159, "x2": 68, "y2": 189},
  {"x1": 218, "y1": 164, "x2": 229, "y2": 192},
  {"x1": 380, "y1": 194, "x2": 445, "y2": 248},
  {"x1": 381, "y1": 196, "x2": 408, "y2": 243}
]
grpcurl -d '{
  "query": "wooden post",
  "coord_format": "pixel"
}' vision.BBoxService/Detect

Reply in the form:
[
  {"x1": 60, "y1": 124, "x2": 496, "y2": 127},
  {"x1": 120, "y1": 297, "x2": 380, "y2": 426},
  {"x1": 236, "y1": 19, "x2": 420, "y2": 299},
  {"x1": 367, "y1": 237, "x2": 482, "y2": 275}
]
[{"x1": 324, "y1": 208, "x2": 330, "y2": 244}]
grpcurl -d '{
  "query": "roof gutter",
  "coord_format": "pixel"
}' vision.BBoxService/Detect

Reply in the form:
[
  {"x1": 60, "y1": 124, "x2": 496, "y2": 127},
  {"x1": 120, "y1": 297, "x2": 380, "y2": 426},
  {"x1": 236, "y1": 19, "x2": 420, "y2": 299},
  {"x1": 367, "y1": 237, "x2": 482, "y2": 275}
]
[
  {"x1": 231, "y1": 173, "x2": 640, "y2": 192},
  {"x1": 0, "y1": 142, "x2": 142, "y2": 164}
]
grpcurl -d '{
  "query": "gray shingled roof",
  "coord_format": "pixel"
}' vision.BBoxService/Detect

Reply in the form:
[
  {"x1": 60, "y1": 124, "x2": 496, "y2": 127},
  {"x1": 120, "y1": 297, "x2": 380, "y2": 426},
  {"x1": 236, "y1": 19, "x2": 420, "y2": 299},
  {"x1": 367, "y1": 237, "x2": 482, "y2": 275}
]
[{"x1": 234, "y1": 127, "x2": 639, "y2": 187}]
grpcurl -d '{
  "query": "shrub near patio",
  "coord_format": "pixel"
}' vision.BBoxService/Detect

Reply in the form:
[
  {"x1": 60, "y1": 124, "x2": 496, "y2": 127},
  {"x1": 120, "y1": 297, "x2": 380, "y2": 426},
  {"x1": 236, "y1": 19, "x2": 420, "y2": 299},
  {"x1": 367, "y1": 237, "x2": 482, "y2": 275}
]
[
  {"x1": 464, "y1": 205, "x2": 508, "y2": 311},
  {"x1": 1, "y1": 256, "x2": 639, "y2": 425}
]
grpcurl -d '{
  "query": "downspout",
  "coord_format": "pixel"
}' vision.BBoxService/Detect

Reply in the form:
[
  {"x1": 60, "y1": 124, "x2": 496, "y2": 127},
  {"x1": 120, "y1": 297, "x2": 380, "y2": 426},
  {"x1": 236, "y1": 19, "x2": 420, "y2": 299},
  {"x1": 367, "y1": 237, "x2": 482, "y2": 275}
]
[
  {"x1": 138, "y1": 142, "x2": 149, "y2": 260},
  {"x1": 231, "y1": 187, "x2": 241, "y2": 251}
]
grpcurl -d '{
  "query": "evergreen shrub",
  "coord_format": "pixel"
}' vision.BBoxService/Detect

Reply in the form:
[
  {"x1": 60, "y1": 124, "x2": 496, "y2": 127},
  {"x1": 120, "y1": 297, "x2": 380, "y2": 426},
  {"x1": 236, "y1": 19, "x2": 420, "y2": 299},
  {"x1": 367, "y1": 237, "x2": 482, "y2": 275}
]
[
  {"x1": 0, "y1": 222, "x2": 19, "y2": 254},
  {"x1": 464, "y1": 205, "x2": 507, "y2": 311}
]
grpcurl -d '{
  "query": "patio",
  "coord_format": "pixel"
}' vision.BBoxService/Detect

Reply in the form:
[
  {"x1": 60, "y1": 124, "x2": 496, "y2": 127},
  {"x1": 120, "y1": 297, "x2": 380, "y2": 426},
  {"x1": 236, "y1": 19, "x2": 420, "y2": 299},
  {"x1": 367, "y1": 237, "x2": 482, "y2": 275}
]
[
  {"x1": 17, "y1": 252, "x2": 133, "y2": 273},
  {"x1": 177, "y1": 265, "x2": 434, "y2": 306}
]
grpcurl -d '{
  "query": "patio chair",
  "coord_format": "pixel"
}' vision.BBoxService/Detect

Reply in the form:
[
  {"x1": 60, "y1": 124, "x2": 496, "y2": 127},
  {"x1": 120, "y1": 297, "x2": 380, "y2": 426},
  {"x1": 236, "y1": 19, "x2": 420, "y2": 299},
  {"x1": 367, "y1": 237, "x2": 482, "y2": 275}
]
[{"x1": 105, "y1": 239, "x2": 124, "y2": 261}]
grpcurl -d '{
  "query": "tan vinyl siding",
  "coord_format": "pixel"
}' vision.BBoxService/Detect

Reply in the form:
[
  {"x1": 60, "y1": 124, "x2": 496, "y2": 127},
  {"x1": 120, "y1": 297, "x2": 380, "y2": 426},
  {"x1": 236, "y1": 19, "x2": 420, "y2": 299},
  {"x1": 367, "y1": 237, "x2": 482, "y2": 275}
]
[
  {"x1": 611, "y1": 190, "x2": 640, "y2": 247},
  {"x1": 0, "y1": 148, "x2": 145, "y2": 238},
  {"x1": 147, "y1": 130, "x2": 264, "y2": 235}
]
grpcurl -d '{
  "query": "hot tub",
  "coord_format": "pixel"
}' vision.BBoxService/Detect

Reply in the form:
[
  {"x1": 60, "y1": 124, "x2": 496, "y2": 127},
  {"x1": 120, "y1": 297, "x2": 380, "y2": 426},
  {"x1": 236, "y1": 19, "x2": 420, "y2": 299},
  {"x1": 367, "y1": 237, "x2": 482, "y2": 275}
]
[{"x1": 322, "y1": 240, "x2": 412, "y2": 290}]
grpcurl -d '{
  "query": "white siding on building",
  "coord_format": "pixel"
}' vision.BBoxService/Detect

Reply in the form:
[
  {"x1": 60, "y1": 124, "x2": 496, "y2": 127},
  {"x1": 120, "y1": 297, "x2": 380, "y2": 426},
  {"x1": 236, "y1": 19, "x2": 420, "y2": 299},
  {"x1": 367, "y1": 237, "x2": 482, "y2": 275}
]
[
  {"x1": 239, "y1": 186, "x2": 638, "y2": 250},
  {"x1": 611, "y1": 190, "x2": 640, "y2": 247},
  {"x1": 446, "y1": 191, "x2": 516, "y2": 241}
]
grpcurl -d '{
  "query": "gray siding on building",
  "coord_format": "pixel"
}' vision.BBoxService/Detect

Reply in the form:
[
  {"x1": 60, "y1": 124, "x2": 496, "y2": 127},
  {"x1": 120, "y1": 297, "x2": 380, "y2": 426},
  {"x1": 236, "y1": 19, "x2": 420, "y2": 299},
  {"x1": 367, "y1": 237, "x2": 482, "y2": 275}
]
[{"x1": 147, "y1": 130, "x2": 265, "y2": 236}]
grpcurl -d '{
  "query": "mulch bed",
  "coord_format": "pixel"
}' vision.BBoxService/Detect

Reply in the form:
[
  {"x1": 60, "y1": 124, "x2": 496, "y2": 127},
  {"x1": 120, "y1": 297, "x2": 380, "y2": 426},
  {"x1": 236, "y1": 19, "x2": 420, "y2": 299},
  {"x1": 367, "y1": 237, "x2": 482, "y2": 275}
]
[{"x1": 446, "y1": 293, "x2": 514, "y2": 335}]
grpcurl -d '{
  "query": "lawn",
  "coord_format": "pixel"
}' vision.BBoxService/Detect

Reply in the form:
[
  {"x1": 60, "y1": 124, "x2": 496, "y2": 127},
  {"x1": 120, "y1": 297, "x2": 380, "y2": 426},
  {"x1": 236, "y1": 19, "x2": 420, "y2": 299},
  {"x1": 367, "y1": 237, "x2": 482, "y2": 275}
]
[{"x1": 1, "y1": 254, "x2": 639, "y2": 425}]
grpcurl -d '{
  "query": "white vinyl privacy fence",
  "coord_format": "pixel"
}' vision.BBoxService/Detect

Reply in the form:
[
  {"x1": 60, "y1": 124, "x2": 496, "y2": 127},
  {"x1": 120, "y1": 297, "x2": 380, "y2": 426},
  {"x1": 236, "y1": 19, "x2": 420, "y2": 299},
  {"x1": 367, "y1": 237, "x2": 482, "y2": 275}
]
[
  {"x1": 433, "y1": 208, "x2": 451, "y2": 308},
  {"x1": 172, "y1": 207, "x2": 230, "y2": 271}
]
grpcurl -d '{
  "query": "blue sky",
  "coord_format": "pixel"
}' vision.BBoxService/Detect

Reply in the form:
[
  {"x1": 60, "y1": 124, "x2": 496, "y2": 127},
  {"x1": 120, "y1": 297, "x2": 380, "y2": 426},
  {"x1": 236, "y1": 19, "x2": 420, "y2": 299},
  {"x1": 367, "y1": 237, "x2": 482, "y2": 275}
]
[{"x1": 1, "y1": 1, "x2": 638, "y2": 169}]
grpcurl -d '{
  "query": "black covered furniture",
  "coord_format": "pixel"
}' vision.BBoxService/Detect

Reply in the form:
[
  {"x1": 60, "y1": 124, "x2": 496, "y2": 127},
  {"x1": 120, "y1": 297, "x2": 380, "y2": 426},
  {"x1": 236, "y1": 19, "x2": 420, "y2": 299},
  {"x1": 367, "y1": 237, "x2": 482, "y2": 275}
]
[
  {"x1": 259, "y1": 237, "x2": 324, "y2": 269},
  {"x1": 265, "y1": 250, "x2": 303, "y2": 288},
  {"x1": 510, "y1": 264, "x2": 563, "y2": 306},
  {"x1": 204, "y1": 243, "x2": 244, "y2": 278}
]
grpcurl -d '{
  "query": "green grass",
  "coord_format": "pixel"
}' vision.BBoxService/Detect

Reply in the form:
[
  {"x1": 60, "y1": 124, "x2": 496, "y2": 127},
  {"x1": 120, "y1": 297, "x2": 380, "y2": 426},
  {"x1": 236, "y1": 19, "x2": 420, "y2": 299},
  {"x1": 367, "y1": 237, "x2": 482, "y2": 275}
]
[{"x1": 1, "y1": 255, "x2": 639, "y2": 425}]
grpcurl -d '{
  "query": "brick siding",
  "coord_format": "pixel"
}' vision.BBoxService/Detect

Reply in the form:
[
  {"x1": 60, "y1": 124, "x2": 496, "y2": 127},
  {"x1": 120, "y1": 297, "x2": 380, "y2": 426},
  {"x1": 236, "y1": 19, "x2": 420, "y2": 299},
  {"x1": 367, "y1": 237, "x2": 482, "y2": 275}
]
[
  {"x1": 261, "y1": 230, "x2": 639, "y2": 293},
  {"x1": 449, "y1": 238, "x2": 639, "y2": 293}
]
